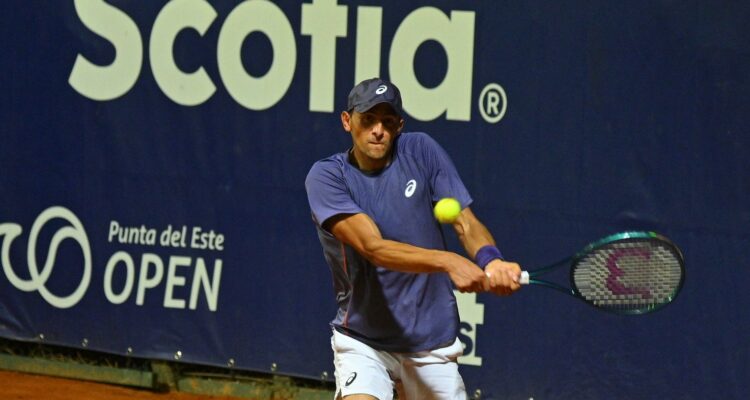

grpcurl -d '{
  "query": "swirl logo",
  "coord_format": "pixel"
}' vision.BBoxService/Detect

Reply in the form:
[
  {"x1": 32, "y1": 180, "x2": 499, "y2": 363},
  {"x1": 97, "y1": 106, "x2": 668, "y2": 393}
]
[{"x1": 0, "y1": 206, "x2": 92, "y2": 308}]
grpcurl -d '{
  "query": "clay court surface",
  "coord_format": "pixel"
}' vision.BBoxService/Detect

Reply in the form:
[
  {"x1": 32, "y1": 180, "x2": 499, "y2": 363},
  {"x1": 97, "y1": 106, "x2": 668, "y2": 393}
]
[{"x1": 0, "y1": 370, "x2": 242, "y2": 400}]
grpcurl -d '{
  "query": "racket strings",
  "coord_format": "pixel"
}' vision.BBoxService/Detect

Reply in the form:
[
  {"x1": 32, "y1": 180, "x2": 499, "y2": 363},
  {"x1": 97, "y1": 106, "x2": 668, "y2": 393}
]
[{"x1": 573, "y1": 241, "x2": 682, "y2": 312}]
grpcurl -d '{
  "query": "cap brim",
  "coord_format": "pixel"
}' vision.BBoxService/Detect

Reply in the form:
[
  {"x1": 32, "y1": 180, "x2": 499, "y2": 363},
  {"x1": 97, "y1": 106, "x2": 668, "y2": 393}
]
[{"x1": 352, "y1": 100, "x2": 401, "y2": 116}]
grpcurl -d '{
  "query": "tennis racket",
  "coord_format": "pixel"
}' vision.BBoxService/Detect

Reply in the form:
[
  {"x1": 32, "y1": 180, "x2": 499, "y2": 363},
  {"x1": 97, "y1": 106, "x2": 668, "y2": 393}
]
[{"x1": 519, "y1": 231, "x2": 684, "y2": 315}]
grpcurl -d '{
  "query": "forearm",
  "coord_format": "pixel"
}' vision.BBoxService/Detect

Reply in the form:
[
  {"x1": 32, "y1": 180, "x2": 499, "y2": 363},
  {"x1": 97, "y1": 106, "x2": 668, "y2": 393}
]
[
  {"x1": 359, "y1": 238, "x2": 459, "y2": 274},
  {"x1": 327, "y1": 212, "x2": 491, "y2": 292},
  {"x1": 328, "y1": 212, "x2": 464, "y2": 275},
  {"x1": 362, "y1": 236, "x2": 491, "y2": 293},
  {"x1": 452, "y1": 208, "x2": 497, "y2": 258},
  {"x1": 451, "y1": 207, "x2": 522, "y2": 294}
]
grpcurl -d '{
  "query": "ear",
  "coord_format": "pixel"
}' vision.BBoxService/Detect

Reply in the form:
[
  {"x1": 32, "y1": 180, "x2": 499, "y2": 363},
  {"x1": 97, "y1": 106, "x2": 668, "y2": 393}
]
[
  {"x1": 341, "y1": 111, "x2": 352, "y2": 132},
  {"x1": 396, "y1": 117, "x2": 405, "y2": 134}
]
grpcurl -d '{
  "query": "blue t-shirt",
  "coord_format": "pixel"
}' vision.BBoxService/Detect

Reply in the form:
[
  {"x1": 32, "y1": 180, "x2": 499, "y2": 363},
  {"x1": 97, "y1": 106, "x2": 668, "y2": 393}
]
[{"x1": 305, "y1": 132, "x2": 473, "y2": 352}]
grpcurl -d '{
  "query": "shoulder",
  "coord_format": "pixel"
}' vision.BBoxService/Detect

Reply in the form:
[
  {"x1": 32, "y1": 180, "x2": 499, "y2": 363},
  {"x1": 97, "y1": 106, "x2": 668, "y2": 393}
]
[
  {"x1": 396, "y1": 131, "x2": 441, "y2": 154},
  {"x1": 398, "y1": 131, "x2": 435, "y2": 147},
  {"x1": 307, "y1": 152, "x2": 346, "y2": 178},
  {"x1": 396, "y1": 131, "x2": 445, "y2": 160},
  {"x1": 305, "y1": 152, "x2": 349, "y2": 190}
]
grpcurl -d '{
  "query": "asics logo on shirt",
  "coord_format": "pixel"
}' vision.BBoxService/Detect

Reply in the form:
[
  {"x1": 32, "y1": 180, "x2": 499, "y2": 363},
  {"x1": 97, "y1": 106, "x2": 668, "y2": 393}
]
[{"x1": 404, "y1": 179, "x2": 417, "y2": 197}]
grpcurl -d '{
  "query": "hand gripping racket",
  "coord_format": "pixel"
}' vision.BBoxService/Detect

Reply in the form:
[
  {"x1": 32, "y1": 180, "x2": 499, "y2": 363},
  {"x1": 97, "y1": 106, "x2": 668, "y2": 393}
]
[{"x1": 519, "y1": 231, "x2": 685, "y2": 314}]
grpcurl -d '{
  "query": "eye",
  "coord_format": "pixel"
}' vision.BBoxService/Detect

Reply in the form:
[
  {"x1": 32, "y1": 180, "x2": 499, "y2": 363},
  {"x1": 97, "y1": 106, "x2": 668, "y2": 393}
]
[{"x1": 383, "y1": 117, "x2": 399, "y2": 127}]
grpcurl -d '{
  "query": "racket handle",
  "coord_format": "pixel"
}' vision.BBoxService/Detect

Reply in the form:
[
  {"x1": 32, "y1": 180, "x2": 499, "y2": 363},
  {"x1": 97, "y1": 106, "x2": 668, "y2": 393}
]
[{"x1": 519, "y1": 271, "x2": 530, "y2": 285}]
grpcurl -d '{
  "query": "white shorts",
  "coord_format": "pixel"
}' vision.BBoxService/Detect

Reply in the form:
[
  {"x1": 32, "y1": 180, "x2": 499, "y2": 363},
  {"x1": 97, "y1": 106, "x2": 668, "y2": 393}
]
[{"x1": 331, "y1": 330, "x2": 467, "y2": 400}]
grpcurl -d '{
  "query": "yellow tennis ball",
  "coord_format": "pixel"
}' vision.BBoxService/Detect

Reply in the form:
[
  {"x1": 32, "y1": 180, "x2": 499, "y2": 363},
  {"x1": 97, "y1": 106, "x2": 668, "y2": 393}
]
[{"x1": 434, "y1": 198, "x2": 461, "y2": 223}]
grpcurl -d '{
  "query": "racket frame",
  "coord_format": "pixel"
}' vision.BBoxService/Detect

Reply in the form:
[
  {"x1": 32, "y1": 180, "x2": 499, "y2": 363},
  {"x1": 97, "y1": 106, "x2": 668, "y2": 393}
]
[{"x1": 524, "y1": 231, "x2": 685, "y2": 315}]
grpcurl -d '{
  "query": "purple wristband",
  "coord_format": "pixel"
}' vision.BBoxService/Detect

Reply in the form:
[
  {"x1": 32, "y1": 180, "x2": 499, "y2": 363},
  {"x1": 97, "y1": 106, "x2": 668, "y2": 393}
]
[{"x1": 475, "y1": 245, "x2": 504, "y2": 268}]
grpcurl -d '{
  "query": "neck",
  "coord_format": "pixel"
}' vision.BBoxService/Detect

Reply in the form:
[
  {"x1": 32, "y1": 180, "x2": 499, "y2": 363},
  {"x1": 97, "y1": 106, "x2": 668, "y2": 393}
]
[{"x1": 349, "y1": 149, "x2": 391, "y2": 173}]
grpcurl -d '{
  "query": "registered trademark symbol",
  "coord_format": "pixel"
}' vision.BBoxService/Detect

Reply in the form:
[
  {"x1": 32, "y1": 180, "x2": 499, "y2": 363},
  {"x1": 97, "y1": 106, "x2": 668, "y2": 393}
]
[{"x1": 478, "y1": 83, "x2": 507, "y2": 123}]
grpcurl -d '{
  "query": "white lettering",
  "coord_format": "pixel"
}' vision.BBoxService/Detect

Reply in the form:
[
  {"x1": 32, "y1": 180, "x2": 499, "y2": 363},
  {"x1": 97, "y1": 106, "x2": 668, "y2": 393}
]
[
  {"x1": 150, "y1": 0, "x2": 217, "y2": 106},
  {"x1": 159, "y1": 225, "x2": 188, "y2": 248},
  {"x1": 217, "y1": 0, "x2": 296, "y2": 110},
  {"x1": 108, "y1": 220, "x2": 120, "y2": 242},
  {"x1": 107, "y1": 222, "x2": 157, "y2": 246},
  {"x1": 354, "y1": 6, "x2": 383, "y2": 84},
  {"x1": 103, "y1": 251, "x2": 135, "y2": 304},
  {"x1": 478, "y1": 83, "x2": 507, "y2": 123},
  {"x1": 389, "y1": 8, "x2": 475, "y2": 121},
  {"x1": 136, "y1": 253, "x2": 164, "y2": 305},
  {"x1": 189, "y1": 258, "x2": 222, "y2": 311},
  {"x1": 68, "y1": 0, "x2": 143, "y2": 100},
  {"x1": 69, "y1": 1, "x2": 479, "y2": 121},
  {"x1": 454, "y1": 291, "x2": 484, "y2": 366},
  {"x1": 301, "y1": 0, "x2": 348, "y2": 112},
  {"x1": 164, "y1": 255, "x2": 190, "y2": 308},
  {"x1": 191, "y1": 226, "x2": 225, "y2": 251},
  {"x1": 486, "y1": 91, "x2": 500, "y2": 115},
  {"x1": 1, "y1": 208, "x2": 224, "y2": 311},
  {"x1": 100, "y1": 252, "x2": 219, "y2": 311}
]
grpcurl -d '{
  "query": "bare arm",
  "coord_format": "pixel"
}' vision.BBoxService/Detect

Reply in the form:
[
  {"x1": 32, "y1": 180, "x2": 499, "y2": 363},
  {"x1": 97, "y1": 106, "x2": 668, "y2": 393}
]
[
  {"x1": 451, "y1": 207, "x2": 522, "y2": 295},
  {"x1": 326, "y1": 213, "x2": 489, "y2": 293}
]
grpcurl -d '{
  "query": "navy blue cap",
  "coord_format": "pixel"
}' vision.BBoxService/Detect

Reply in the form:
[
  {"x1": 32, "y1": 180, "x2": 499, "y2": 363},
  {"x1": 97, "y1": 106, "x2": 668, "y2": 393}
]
[{"x1": 346, "y1": 78, "x2": 403, "y2": 116}]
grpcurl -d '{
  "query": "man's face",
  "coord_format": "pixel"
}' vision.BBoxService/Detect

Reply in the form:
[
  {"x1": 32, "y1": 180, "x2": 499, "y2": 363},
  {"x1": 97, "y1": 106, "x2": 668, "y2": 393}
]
[{"x1": 341, "y1": 103, "x2": 404, "y2": 171}]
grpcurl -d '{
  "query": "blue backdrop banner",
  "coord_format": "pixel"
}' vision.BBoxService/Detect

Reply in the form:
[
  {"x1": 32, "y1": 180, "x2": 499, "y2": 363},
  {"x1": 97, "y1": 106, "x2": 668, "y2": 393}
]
[{"x1": 1, "y1": 1, "x2": 748, "y2": 399}]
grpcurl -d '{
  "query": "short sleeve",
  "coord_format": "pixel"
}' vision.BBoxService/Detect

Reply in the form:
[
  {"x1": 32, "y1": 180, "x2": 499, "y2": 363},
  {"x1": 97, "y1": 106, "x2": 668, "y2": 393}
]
[
  {"x1": 305, "y1": 159, "x2": 364, "y2": 227},
  {"x1": 417, "y1": 134, "x2": 473, "y2": 208}
]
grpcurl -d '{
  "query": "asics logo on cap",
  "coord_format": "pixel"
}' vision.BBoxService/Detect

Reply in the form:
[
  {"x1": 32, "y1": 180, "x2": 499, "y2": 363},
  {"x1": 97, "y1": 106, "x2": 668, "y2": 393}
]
[{"x1": 375, "y1": 85, "x2": 388, "y2": 94}]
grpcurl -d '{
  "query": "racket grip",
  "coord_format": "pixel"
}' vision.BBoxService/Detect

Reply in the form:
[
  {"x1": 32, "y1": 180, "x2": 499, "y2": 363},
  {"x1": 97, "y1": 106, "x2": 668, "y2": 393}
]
[{"x1": 519, "y1": 271, "x2": 530, "y2": 285}]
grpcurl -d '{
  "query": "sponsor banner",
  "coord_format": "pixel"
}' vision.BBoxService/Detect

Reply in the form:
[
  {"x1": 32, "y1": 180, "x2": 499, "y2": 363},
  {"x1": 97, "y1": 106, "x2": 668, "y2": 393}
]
[{"x1": 1, "y1": 1, "x2": 748, "y2": 398}]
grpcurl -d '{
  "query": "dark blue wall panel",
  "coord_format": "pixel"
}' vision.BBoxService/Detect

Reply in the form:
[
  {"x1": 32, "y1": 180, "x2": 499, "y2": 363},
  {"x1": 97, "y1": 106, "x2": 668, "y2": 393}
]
[{"x1": 0, "y1": 1, "x2": 747, "y2": 398}]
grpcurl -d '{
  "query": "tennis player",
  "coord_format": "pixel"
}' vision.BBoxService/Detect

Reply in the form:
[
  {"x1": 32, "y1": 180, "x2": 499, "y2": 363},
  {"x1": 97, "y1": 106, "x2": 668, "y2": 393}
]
[{"x1": 305, "y1": 78, "x2": 522, "y2": 400}]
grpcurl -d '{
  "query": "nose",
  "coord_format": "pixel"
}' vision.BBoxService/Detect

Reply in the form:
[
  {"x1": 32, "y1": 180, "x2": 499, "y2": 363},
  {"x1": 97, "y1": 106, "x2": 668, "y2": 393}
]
[{"x1": 371, "y1": 121, "x2": 385, "y2": 138}]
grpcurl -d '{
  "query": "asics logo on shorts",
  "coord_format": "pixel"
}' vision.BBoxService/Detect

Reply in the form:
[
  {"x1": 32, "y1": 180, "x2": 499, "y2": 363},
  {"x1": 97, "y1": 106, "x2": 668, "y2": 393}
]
[
  {"x1": 345, "y1": 372, "x2": 358, "y2": 386},
  {"x1": 404, "y1": 179, "x2": 417, "y2": 198}
]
